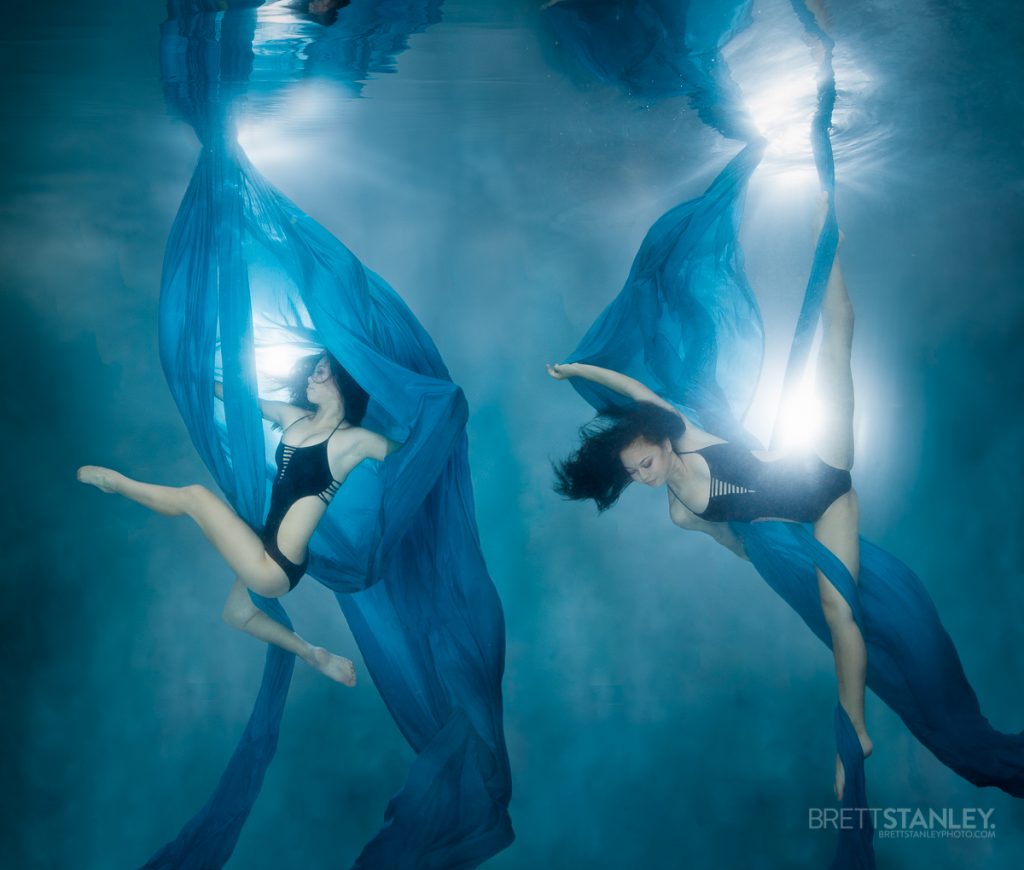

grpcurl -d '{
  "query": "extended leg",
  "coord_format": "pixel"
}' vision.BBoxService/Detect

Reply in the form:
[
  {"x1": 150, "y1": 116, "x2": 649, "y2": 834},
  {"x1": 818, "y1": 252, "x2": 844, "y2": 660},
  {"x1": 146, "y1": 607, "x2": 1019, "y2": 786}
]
[
  {"x1": 812, "y1": 234, "x2": 854, "y2": 472},
  {"x1": 809, "y1": 218, "x2": 870, "y2": 800},
  {"x1": 77, "y1": 466, "x2": 287, "y2": 597},
  {"x1": 814, "y1": 491, "x2": 871, "y2": 801},
  {"x1": 809, "y1": 207, "x2": 856, "y2": 503},
  {"x1": 222, "y1": 578, "x2": 356, "y2": 686}
]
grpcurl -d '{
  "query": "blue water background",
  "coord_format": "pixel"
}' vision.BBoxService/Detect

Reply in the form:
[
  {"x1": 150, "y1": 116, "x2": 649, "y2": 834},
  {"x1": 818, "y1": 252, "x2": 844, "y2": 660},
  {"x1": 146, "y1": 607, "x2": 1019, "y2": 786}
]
[{"x1": 2, "y1": 0, "x2": 1023, "y2": 867}]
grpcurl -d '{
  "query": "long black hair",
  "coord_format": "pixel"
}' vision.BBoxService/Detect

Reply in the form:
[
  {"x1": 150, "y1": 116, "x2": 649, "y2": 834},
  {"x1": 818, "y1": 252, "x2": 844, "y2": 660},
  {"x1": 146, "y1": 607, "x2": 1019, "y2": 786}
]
[
  {"x1": 553, "y1": 401, "x2": 685, "y2": 512},
  {"x1": 284, "y1": 351, "x2": 370, "y2": 426}
]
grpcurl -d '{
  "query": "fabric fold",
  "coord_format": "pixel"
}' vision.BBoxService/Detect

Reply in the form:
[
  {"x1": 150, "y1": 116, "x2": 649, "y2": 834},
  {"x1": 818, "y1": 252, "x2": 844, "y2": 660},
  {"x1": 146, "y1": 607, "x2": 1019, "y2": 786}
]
[
  {"x1": 552, "y1": 1, "x2": 1022, "y2": 867},
  {"x1": 150, "y1": 2, "x2": 513, "y2": 866}
]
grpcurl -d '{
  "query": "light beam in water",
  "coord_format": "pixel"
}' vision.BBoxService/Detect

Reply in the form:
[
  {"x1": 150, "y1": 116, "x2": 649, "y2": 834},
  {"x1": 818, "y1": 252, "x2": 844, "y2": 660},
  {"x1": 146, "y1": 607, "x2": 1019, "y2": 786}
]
[
  {"x1": 745, "y1": 71, "x2": 816, "y2": 164},
  {"x1": 255, "y1": 342, "x2": 307, "y2": 381},
  {"x1": 775, "y1": 377, "x2": 823, "y2": 449}
]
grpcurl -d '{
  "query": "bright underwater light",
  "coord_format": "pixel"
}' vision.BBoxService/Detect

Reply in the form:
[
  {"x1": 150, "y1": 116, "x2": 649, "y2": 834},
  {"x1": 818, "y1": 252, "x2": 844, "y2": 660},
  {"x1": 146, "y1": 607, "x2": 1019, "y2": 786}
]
[
  {"x1": 745, "y1": 72, "x2": 816, "y2": 162},
  {"x1": 255, "y1": 342, "x2": 309, "y2": 382},
  {"x1": 776, "y1": 379, "x2": 823, "y2": 449}
]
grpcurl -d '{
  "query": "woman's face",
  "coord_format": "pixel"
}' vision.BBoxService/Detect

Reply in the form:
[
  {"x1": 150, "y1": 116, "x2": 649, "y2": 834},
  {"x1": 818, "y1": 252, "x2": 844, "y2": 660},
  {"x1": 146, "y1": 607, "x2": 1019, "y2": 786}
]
[
  {"x1": 305, "y1": 355, "x2": 339, "y2": 406},
  {"x1": 620, "y1": 436, "x2": 672, "y2": 487}
]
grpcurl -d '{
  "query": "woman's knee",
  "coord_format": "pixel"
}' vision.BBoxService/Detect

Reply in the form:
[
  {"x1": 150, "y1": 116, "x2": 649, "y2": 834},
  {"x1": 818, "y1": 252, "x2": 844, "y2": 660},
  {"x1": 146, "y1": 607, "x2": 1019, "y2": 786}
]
[
  {"x1": 180, "y1": 483, "x2": 214, "y2": 514},
  {"x1": 222, "y1": 590, "x2": 257, "y2": 628},
  {"x1": 819, "y1": 586, "x2": 855, "y2": 629}
]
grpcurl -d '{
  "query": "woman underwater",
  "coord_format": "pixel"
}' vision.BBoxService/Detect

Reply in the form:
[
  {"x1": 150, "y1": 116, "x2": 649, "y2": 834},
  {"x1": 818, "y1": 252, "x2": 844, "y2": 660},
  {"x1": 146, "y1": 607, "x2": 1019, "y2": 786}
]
[
  {"x1": 77, "y1": 350, "x2": 399, "y2": 686},
  {"x1": 549, "y1": 216, "x2": 870, "y2": 801}
]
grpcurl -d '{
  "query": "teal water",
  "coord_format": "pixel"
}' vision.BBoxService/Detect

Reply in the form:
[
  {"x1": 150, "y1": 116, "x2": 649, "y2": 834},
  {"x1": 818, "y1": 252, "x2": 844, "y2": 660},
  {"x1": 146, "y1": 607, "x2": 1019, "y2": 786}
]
[{"x1": 2, "y1": 1, "x2": 1023, "y2": 867}]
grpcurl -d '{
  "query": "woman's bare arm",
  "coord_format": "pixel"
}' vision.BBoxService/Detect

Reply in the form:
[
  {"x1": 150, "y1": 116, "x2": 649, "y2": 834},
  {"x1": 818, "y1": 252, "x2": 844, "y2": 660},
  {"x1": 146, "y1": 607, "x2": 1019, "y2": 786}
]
[
  {"x1": 546, "y1": 362, "x2": 691, "y2": 424},
  {"x1": 357, "y1": 430, "x2": 402, "y2": 462},
  {"x1": 214, "y1": 380, "x2": 307, "y2": 428},
  {"x1": 327, "y1": 429, "x2": 402, "y2": 482}
]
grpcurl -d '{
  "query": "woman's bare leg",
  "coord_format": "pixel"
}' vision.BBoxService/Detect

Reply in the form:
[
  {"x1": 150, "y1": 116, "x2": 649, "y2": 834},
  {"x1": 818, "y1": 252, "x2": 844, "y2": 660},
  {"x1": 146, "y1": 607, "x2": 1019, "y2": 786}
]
[
  {"x1": 814, "y1": 493, "x2": 870, "y2": 801},
  {"x1": 78, "y1": 466, "x2": 288, "y2": 596},
  {"x1": 222, "y1": 578, "x2": 356, "y2": 686},
  {"x1": 78, "y1": 466, "x2": 357, "y2": 685},
  {"x1": 813, "y1": 243, "x2": 855, "y2": 472},
  {"x1": 811, "y1": 223, "x2": 872, "y2": 800}
]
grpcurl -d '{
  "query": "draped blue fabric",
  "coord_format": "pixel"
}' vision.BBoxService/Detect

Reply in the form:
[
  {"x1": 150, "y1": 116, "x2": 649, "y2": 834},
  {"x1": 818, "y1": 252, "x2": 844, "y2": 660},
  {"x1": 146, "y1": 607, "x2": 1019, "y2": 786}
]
[
  {"x1": 565, "y1": 139, "x2": 766, "y2": 448},
  {"x1": 772, "y1": 0, "x2": 840, "y2": 447},
  {"x1": 544, "y1": 0, "x2": 757, "y2": 139},
  {"x1": 549, "y1": 1, "x2": 1023, "y2": 867},
  {"x1": 740, "y1": 523, "x2": 1024, "y2": 798},
  {"x1": 151, "y1": 1, "x2": 512, "y2": 866}
]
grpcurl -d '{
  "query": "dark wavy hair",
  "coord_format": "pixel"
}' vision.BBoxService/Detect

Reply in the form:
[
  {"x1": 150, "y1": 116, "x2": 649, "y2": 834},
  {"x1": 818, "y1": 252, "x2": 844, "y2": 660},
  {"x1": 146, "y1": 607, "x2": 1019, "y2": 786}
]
[
  {"x1": 553, "y1": 401, "x2": 685, "y2": 512},
  {"x1": 284, "y1": 351, "x2": 370, "y2": 426}
]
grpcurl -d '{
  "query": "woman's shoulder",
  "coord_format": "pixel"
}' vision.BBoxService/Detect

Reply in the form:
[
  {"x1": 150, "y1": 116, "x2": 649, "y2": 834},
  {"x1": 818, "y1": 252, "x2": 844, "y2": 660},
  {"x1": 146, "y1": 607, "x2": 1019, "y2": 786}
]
[
  {"x1": 330, "y1": 425, "x2": 379, "y2": 451},
  {"x1": 261, "y1": 401, "x2": 310, "y2": 430},
  {"x1": 328, "y1": 426, "x2": 395, "y2": 464},
  {"x1": 281, "y1": 407, "x2": 312, "y2": 427}
]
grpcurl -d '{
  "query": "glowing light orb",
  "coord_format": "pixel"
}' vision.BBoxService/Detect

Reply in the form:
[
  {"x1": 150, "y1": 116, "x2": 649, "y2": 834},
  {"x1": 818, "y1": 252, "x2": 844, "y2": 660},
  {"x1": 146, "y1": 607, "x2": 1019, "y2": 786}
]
[
  {"x1": 745, "y1": 73, "x2": 816, "y2": 162},
  {"x1": 255, "y1": 343, "x2": 308, "y2": 381},
  {"x1": 776, "y1": 380, "x2": 824, "y2": 449}
]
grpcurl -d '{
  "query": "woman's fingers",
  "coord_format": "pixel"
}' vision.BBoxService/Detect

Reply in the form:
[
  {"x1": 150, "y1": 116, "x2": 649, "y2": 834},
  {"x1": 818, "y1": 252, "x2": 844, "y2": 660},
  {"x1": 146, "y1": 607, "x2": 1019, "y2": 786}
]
[{"x1": 546, "y1": 362, "x2": 571, "y2": 380}]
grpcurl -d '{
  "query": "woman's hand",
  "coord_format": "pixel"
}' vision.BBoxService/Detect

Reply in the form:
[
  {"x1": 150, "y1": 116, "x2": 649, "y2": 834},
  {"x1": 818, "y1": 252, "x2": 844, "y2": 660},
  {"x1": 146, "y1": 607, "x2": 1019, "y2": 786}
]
[
  {"x1": 546, "y1": 363, "x2": 578, "y2": 380},
  {"x1": 550, "y1": 361, "x2": 693, "y2": 431}
]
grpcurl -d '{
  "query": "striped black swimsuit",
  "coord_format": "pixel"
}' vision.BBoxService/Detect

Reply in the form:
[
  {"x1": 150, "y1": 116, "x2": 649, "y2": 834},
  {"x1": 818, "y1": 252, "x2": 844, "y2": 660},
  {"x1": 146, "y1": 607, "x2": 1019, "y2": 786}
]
[
  {"x1": 260, "y1": 416, "x2": 345, "y2": 589},
  {"x1": 670, "y1": 442, "x2": 851, "y2": 524}
]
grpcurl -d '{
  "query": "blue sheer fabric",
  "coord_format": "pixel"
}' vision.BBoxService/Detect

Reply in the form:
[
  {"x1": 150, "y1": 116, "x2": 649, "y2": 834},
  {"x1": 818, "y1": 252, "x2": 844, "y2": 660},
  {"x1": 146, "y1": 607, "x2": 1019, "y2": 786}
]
[
  {"x1": 548, "y1": 1, "x2": 1023, "y2": 868},
  {"x1": 150, "y1": 2, "x2": 512, "y2": 866},
  {"x1": 564, "y1": 139, "x2": 766, "y2": 448},
  {"x1": 545, "y1": 0, "x2": 757, "y2": 140}
]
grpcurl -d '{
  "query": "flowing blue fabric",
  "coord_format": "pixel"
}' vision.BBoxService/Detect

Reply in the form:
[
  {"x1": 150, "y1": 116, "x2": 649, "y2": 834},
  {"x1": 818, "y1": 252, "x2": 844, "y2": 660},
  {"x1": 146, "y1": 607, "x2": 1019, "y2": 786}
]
[
  {"x1": 772, "y1": 0, "x2": 839, "y2": 448},
  {"x1": 549, "y1": 1, "x2": 1024, "y2": 867},
  {"x1": 151, "y1": 2, "x2": 512, "y2": 867},
  {"x1": 545, "y1": 0, "x2": 757, "y2": 140},
  {"x1": 564, "y1": 139, "x2": 766, "y2": 448}
]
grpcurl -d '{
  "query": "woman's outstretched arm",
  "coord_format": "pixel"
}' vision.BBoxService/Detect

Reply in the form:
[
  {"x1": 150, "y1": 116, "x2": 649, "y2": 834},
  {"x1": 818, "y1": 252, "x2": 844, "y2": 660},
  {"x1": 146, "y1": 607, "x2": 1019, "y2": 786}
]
[
  {"x1": 214, "y1": 380, "x2": 307, "y2": 428},
  {"x1": 546, "y1": 362, "x2": 690, "y2": 423},
  {"x1": 358, "y1": 430, "x2": 402, "y2": 461}
]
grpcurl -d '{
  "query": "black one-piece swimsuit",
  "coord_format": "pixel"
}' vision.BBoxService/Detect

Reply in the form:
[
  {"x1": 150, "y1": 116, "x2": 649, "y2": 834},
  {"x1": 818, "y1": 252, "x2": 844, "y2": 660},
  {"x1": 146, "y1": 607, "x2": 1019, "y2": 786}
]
[
  {"x1": 671, "y1": 442, "x2": 852, "y2": 524},
  {"x1": 260, "y1": 418, "x2": 344, "y2": 589}
]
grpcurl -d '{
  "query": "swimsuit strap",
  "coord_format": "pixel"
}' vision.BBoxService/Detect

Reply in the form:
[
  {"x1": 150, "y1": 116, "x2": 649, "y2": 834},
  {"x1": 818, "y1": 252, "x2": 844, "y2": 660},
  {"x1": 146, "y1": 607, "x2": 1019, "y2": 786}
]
[
  {"x1": 282, "y1": 415, "x2": 346, "y2": 449},
  {"x1": 667, "y1": 483, "x2": 687, "y2": 504},
  {"x1": 668, "y1": 450, "x2": 703, "y2": 508},
  {"x1": 282, "y1": 414, "x2": 313, "y2": 434}
]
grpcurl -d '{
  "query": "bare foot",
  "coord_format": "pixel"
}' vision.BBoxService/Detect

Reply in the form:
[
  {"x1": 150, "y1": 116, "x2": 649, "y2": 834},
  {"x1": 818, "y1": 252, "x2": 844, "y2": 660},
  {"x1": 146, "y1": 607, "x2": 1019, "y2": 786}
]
[
  {"x1": 309, "y1": 645, "x2": 357, "y2": 687},
  {"x1": 835, "y1": 732, "x2": 873, "y2": 801},
  {"x1": 77, "y1": 465, "x2": 125, "y2": 494}
]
